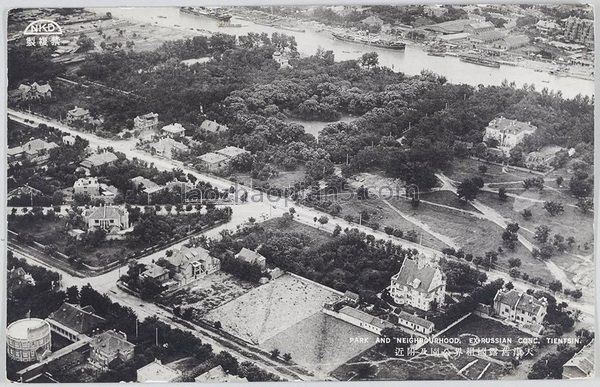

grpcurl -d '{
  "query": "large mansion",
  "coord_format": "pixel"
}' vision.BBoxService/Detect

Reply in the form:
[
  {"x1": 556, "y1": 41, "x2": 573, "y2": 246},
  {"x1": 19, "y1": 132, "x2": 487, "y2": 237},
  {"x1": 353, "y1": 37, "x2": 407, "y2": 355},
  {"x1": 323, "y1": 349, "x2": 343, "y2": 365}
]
[
  {"x1": 84, "y1": 206, "x2": 130, "y2": 231},
  {"x1": 390, "y1": 255, "x2": 446, "y2": 312},
  {"x1": 483, "y1": 116, "x2": 537, "y2": 156},
  {"x1": 493, "y1": 289, "x2": 547, "y2": 333}
]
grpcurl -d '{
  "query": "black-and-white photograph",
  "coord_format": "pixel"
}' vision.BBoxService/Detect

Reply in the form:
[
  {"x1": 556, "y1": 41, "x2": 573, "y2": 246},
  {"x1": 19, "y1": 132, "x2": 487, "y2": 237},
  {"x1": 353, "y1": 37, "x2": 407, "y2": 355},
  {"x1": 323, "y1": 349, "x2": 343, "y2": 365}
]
[{"x1": 4, "y1": 2, "x2": 595, "y2": 383}]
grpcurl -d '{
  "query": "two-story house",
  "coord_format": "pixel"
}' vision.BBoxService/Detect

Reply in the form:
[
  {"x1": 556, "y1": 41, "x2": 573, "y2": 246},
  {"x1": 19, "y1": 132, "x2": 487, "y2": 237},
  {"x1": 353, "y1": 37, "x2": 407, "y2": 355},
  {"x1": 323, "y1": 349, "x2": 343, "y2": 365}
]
[
  {"x1": 483, "y1": 116, "x2": 537, "y2": 156},
  {"x1": 493, "y1": 289, "x2": 547, "y2": 332},
  {"x1": 84, "y1": 206, "x2": 130, "y2": 231},
  {"x1": 73, "y1": 177, "x2": 101, "y2": 196},
  {"x1": 134, "y1": 112, "x2": 159, "y2": 131},
  {"x1": 89, "y1": 330, "x2": 135, "y2": 370},
  {"x1": 390, "y1": 255, "x2": 446, "y2": 312},
  {"x1": 164, "y1": 245, "x2": 221, "y2": 287}
]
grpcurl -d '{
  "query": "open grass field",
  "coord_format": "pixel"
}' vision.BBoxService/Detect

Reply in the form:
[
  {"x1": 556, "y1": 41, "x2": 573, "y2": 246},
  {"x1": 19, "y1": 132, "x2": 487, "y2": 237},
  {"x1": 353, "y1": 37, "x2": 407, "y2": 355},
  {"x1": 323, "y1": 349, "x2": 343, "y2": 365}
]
[
  {"x1": 337, "y1": 196, "x2": 448, "y2": 251},
  {"x1": 331, "y1": 343, "x2": 506, "y2": 381},
  {"x1": 204, "y1": 273, "x2": 341, "y2": 345},
  {"x1": 160, "y1": 271, "x2": 257, "y2": 317},
  {"x1": 263, "y1": 312, "x2": 377, "y2": 377}
]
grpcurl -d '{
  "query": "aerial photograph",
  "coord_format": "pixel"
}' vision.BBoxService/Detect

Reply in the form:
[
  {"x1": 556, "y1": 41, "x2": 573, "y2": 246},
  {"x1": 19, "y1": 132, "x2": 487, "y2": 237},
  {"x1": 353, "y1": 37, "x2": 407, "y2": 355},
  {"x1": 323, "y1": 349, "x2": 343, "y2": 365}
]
[{"x1": 4, "y1": 3, "x2": 595, "y2": 383}]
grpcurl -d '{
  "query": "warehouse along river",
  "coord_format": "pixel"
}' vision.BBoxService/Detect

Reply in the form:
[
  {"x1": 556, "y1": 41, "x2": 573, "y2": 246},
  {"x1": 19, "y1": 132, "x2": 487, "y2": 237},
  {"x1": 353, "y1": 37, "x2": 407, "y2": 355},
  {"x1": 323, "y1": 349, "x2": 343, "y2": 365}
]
[{"x1": 92, "y1": 7, "x2": 594, "y2": 98}]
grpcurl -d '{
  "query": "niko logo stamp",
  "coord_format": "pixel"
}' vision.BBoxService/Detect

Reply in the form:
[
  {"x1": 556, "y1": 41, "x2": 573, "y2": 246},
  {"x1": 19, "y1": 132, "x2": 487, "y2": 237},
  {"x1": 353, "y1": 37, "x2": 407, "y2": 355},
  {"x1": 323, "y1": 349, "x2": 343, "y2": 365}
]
[{"x1": 24, "y1": 19, "x2": 63, "y2": 47}]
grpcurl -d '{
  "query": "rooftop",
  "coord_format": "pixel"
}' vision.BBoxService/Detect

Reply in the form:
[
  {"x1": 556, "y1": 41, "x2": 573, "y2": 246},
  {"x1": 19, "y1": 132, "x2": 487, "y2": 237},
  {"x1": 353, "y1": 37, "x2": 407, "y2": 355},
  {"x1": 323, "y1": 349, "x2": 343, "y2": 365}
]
[
  {"x1": 392, "y1": 257, "x2": 444, "y2": 293},
  {"x1": 91, "y1": 330, "x2": 135, "y2": 357},
  {"x1": 339, "y1": 306, "x2": 395, "y2": 330},
  {"x1": 216, "y1": 146, "x2": 249, "y2": 159},
  {"x1": 161, "y1": 123, "x2": 185, "y2": 134},
  {"x1": 236, "y1": 247, "x2": 266, "y2": 264},
  {"x1": 487, "y1": 116, "x2": 537, "y2": 135},
  {"x1": 7, "y1": 318, "x2": 50, "y2": 340},
  {"x1": 47, "y1": 303, "x2": 106, "y2": 334},
  {"x1": 194, "y1": 365, "x2": 248, "y2": 383},
  {"x1": 563, "y1": 340, "x2": 595, "y2": 378},
  {"x1": 137, "y1": 359, "x2": 181, "y2": 383},
  {"x1": 82, "y1": 151, "x2": 118, "y2": 167},
  {"x1": 200, "y1": 119, "x2": 228, "y2": 133},
  {"x1": 85, "y1": 206, "x2": 127, "y2": 220},
  {"x1": 398, "y1": 311, "x2": 434, "y2": 329},
  {"x1": 198, "y1": 152, "x2": 229, "y2": 165},
  {"x1": 68, "y1": 106, "x2": 90, "y2": 117}
]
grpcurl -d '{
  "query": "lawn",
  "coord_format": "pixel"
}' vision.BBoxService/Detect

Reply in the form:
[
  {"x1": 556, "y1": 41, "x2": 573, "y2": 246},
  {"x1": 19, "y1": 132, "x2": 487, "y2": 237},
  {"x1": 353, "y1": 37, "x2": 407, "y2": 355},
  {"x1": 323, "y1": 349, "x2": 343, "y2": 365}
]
[
  {"x1": 447, "y1": 158, "x2": 538, "y2": 184},
  {"x1": 387, "y1": 196, "x2": 555, "y2": 283},
  {"x1": 337, "y1": 196, "x2": 449, "y2": 251},
  {"x1": 263, "y1": 312, "x2": 378, "y2": 377},
  {"x1": 159, "y1": 271, "x2": 257, "y2": 317},
  {"x1": 203, "y1": 273, "x2": 341, "y2": 345},
  {"x1": 232, "y1": 167, "x2": 306, "y2": 191}
]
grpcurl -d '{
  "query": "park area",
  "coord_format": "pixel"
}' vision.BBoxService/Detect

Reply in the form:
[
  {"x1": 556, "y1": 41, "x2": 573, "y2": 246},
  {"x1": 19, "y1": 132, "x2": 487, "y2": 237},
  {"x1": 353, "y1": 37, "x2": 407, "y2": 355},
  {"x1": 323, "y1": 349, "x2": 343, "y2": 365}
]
[{"x1": 204, "y1": 274, "x2": 342, "y2": 345}]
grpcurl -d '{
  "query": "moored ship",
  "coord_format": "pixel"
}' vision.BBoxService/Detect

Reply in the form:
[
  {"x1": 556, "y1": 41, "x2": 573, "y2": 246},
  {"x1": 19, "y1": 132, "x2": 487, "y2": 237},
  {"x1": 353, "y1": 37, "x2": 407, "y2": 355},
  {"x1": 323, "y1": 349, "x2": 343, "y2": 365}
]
[
  {"x1": 332, "y1": 32, "x2": 405, "y2": 50},
  {"x1": 180, "y1": 7, "x2": 232, "y2": 22},
  {"x1": 459, "y1": 55, "x2": 500, "y2": 68}
]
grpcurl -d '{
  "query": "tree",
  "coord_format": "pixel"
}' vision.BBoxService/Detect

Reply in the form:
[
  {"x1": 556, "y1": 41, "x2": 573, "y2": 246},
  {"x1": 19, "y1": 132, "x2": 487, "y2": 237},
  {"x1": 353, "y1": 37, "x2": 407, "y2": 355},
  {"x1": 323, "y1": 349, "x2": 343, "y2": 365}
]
[
  {"x1": 270, "y1": 349, "x2": 280, "y2": 359},
  {"x1": 508, "y1": 258, "x2": 521, "y2": 268},
  {"x1": 282, "y1": 353, "x2": 292, "y2": 362},
  {"x1": 534, "y1": 225, "x2": 551, "y2": 243},
  {"x1": 318, "y1": 216, "x2": 329, "y2": 226},
  {"x1": 333, "y1": 224, "x2": 342, "y2": 237},
  {"x1": 521, "y1": 209, "x2": 532, "y2": 219},
  {"x1": 66, "y1": 285, "x2": 79, "y2": 304},
  {"x1": 548, "y1": 280, "x2": 563, "y2": 292},
  {"x1": 502, "y1": 223, "x2": 519, "y2": 250},
  {"x1": 360, "y1": 52, "x2": 379, "y2": 68},
  {"x1": 544, "y1": 201, "x2": 564, "y2": 216},
  {"x1": 77, "y1": 34, "x2": 95, "y2": 52},
  {"x1": 571, "y1": 289, "x2": 582, "y2": 299},
  {"x1": 214, "y1": 321, "x2": 222, "y2": 329},
  {"x1": 576, "y1": 197, "x2": 593, "y2": 213},
  {"x1": 457, "y1": 178, "x2": 480, "y2": 201},
  {"x1": 555, "y1": 176, "x2": 563, "y2": 187},
  {"x1": 498, "y1": 187, "x2": 508, "y2": 201},
  {"x1": 478, "y1": 165, "x2": 488, "y2": 174}
]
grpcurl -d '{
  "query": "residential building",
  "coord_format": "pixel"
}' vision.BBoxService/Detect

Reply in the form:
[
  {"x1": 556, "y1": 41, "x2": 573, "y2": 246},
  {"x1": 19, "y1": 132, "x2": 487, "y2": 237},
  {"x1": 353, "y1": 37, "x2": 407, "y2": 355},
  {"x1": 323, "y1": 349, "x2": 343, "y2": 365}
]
[
  {"x1": 150, "y1": 137, "x2": 189, "y2": 159},
  {"x1": 62, "y1": 135, "x2": 76, "y2": 145},
  {"x1": 161, "y1": 123, "x2": 186, "y2": 138},
  {"x1": 7, "y1": 267, "x2": 35, "y2": 299},
  {"x1": 493, "y1": 289, "x2": 547, "y2": 330},
  {"x1": 397, "y1": 311, "x2": 434, "y2": 335},
  {"x1": 236, "y1": 247, "x2": 267, "y2": 270},
  {"x1": 6, "y1": 318, "x2": 52, "y2": 362},
  {"x1": 73, "y1": 177, "x2": 100, "y2": 196},
  {"x1": 134, "y1": 112, "x2": 159, "y2": 131},
  {"x1": 9, "y1": 82, "x2": 53, "y2": 102},
  {"x1": 197, "y1": 152, "x2": 229, "y2": 172},
  {"x1": 84, "y1": 206, "x2": 130, "y2": 231},
  {"x1": 67, "y1": 106, "x2": 91, "y2": 125},
  {"x1": 469, "y1": 30, "x2": 506, "y2": 45},
  {"x1": 200, "y1": 119, "x2": 228, "y2": 133},
  {"x1": 195, "y1": 365, "x2": 248, "y2": 383},
  {"x1": 46, "y1": 303, "x2": 106, "y2": 342},
  {"x1": 131, "y1": 176, "x2": 159, "y2": 192},
  {"x1": 536, "y1": 20, "x2": 560, "y2": 35},
  {"x1": 140, "y1": 264, "x2": 170, "y2": 284},
  {"x1": 8, "y1": 138, "x2": 58, "y2": 164},
  {"x1": 563, "y1": 16, "x2": 594, "y2": 47},
  {"x1": 137, "y1": 359, "x2": 182, "y2": 383},
  {"x1": 525, "y1": 146, "x2": 562, "y2": 169},
  {"x1": 344, "y1": 290, "x2": 360, "y2": 306},
  {"x1": 80, "y1": 151, "x2": 118, "y2": 169},
  {"x1": 483, "y1": 116, "x2": 537, "y2": 156},
  {"x1": 216, "y1": 146, "x2": 249, "y2": 160},
  {"x1": 562, "y1": 340, "x2": 595, "y2": 379},
  {"x1": 89, "y1": 330, "x2": 135, "y2": 370},
  {"x1": 390, "y1": 255, "x2": 446, "y2": 312},
  {"x1": 323, "y1": 304, "x2": 394, "y2": 335},
  {"x1": 164, "y1": 245, "x2": 221, "y2": 287},
  {"x1": 273, "y1": 51, "x2": 291, "y2": 68}
]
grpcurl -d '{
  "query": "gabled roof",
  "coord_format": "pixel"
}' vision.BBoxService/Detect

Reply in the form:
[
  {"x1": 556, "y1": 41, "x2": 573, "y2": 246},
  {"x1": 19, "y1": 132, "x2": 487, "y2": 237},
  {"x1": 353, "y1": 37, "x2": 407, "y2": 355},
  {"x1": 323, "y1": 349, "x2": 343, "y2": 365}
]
[
  {"x1": 195, "y1": 365, "x2": 248, "y2": 383},
  {"x1": 494, "y1": 289, "x2": 547, "y2": 315},
  {"x1": 47, "y1": 302, "x2": 106, "y2": 334},
  {"x1": 23, "y1": 138, "x2": 59, "y2": 153},
  {"x1": 200, "y1": 120, "x2": 228, "y2": 133},
  {"x1": 563, "y1": 340, "x2": 595, "y2": 378},
  {"x1": 487, "y1": 116, "x2": 537, "y2": 135},
  {"x1": 339, "y1": 306, "x2": 394, "y2": 330},
  {"x1": 392, "y1": 258, "x2": 443, "y2": 293},
  {"x1": 68, "y1": 106, "x2": 90, "y2": 117},
  {"x1": 161, "y1": 123, "x2": 185, "y2": 134},
  {"x1": 137, "y1": 359, "x2": 181, "y2": 383},
  {"x1": 142, "y1": 264, "x2": 169, "y2": 279},
  {"x1": 131, "y1": 176, "x2": 158, "y2": 190},
  {"x1": 398, "y1": 311, "x2": 434, "y2": 330},
  {"x1": 167, "y1": 246, "x2": 211, "y2": 268},
  {"x1": 91, "y1": 330, "x2": 135, "y2": 357},
  {"x1": 236, "y1": 247, "x2": 266, "y2": 265},
  {"x1": 85, "y1": 206, "x2": 127, "y2": 220},
  {"x1": 344, "y1": 290, "x2": 360, "y2": 301},
  {"x1": 216, "y1": 146, "x2": 249, "y2": 159},
  {"x1": 198, "y1": 152, "x2": 229, "y2": 164},
  {"x1": 81, "y1": 152, "x2": 118, "y2": 167}
]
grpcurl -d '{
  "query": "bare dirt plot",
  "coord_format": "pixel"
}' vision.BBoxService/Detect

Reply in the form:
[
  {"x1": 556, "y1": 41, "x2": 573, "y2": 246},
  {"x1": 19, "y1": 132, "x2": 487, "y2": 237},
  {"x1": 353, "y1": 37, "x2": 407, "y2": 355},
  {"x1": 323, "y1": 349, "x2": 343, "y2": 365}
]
[
  {"x1": 259, "y1": 217, "x2": 334, "y2": 246},
  {"x1": 331, "y1": 344, "x2": 505, "y2": 381},
  {"x1": 163, "y1": 272, "x2": 257, "y2": 317},
  {"x1": 262, "y1": 312, "x2": 377, "y2": 376},
  {"x1": 204, "y1": 274, "x2": 341, "y2": 345}
]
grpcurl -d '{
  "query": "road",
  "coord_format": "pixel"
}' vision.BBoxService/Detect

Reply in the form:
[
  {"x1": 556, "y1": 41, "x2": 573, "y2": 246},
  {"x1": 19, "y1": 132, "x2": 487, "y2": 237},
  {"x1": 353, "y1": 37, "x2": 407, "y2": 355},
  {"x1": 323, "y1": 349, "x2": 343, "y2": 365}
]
[{"x1": 7, "y1": 109, "x2": 595, "y2": 371}]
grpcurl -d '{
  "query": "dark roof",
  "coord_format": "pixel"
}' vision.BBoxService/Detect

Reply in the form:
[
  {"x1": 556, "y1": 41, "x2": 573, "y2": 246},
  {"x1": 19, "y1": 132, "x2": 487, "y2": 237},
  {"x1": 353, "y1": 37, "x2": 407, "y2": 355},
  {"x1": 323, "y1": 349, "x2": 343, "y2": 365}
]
[
  {"x1": 47, "y1": 303, "x2": 106, "y2": 334},
  {"x1": 91, "y1": 330, "x2": 135, "y2": 357},
  {"x1": 495, "y1": 290, "x2": 546, "y2": 315},
  {"x1": 344, "y1": 290, "x2": 360, "y2": 301},
  {"x1": 398, "y1": 311, "x2": 434, "y2": 329},
  {"x1": 563, "y1": 340, "x2": 595, "y2": 378},
  {"x1": 339, "y1": 306, "x2": 395, "y2": 330},
  {"x1": 392, "y1": 258, "x2": 443, "y2": 293}
]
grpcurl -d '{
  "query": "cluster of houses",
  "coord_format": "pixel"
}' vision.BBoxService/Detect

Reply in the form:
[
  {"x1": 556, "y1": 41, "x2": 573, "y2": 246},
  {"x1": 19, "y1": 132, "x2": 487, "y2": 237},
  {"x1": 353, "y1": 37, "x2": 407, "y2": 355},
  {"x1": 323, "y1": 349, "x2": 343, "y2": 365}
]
[
  {"x1": 8, "y1": 82, "x2": 53, "y2": 103},
  {"x1": 197, "y1": 146, "x2": 250, "y2": 172},
  {"x1": 66, "y1": 106, "x2": 103, "y2": 128},
  {"x1": 7, "y1": 138, "x2": 59, "y2": 165},
  {"x1": 326, "y1": 253, "x2": 551, "y2": 339}
]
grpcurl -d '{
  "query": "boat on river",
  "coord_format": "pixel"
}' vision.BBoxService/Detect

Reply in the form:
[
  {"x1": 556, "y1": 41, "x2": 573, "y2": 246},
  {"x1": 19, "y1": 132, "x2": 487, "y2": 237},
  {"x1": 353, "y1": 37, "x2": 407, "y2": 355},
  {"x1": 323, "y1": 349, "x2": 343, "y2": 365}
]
[
  {"x1": 459, "y1": 55, "x2": 500, "y2": 68},
  {"x1": 331, "y1": 32, "x2": 405, "y2": 50}
]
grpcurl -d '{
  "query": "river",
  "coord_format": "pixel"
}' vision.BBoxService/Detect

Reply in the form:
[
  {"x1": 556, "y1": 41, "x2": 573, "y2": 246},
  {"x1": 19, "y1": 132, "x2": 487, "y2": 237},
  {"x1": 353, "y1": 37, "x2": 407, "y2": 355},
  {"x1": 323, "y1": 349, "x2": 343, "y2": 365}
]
[{"x1": 92, "y1": 7, "x2": 594, "y2": 98}]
